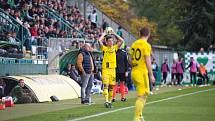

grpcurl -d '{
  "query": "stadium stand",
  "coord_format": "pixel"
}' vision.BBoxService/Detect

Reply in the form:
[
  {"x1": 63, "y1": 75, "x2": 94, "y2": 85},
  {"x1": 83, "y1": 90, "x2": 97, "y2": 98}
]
[{"x1": 0, "y1": 0, "x2": 101, "y2": 59}]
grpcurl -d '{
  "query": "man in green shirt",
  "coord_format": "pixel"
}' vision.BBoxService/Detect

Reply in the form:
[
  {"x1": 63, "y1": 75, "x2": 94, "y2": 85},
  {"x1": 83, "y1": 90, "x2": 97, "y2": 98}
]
[{"x1": 11, "y1": 79, "x2": 34, "y2": 104}]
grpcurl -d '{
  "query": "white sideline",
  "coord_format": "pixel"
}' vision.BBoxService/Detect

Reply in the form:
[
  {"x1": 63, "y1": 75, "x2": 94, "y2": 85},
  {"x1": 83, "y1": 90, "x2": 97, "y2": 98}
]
[{"x1": 69, "y1": 88, "x2": 215, "y2": 121}]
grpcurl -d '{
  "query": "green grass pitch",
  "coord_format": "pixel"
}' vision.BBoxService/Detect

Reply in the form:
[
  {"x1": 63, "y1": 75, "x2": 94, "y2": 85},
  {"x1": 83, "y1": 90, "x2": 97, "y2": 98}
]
[{"x1": 1, "y1": 86, "x2": 215, "y2": 121}]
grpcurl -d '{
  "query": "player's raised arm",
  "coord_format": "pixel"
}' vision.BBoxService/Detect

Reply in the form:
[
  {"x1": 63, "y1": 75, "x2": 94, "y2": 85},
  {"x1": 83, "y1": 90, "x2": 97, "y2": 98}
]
[
  {"x1": 97, "y1": 32, "x2": 106, "y2": 47},
  {"x1": 113, "y1": 31, "x2": 124, "y2": 48}
]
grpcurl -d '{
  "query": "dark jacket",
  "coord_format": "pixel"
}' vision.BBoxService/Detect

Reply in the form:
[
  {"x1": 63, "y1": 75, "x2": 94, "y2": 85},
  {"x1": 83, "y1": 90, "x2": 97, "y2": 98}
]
[
  {"x1": 77, "y1": 49, "x2": 96, "y2": 74},
  {"x1": 81, "y1": 49, "x2": 92, "y2": 74},
  {"x1": 116, "y1": 49, "x2": 129, "y2": 73}
]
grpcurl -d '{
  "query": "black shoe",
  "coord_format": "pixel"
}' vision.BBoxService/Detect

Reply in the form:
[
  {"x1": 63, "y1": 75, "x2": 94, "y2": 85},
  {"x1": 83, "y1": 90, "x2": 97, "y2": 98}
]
[
  {"x1": 112, "y1": 99, "x2": 116, "y2": 102},
  {"x1": 81, "y1": 100, "x2": 89, "y2": 105},
  {"x1": 108, "y1": 102, "x2": 113, "y2": 108},
  {"x1": 84, "y1": 100, "x2": 90, "y2": 105},
  {"x1": 121, "y1": 98, "x2": 127, "y2": 102},
  {"x1": 81, "y1": 100, "x2": 85, "y2": 104},
  {"x1": 104, "y1": 102, "x2": 109, "y2": 108}
]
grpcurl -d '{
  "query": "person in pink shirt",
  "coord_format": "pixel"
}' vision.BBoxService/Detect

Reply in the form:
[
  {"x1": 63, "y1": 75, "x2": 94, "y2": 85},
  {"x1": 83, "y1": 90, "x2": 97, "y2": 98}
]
[
  {"x1": 161, "y1": 59, "x2": 170, "y2": 85},
  {"x1": 186, "y1": 57, "x2": 198, "y2": 86},
  {"x1": 176, "y1": 58, "x2": 184, "y2": 86},
  {"x1": 171, "y1": 59, "x2": 177, "y2": 85}
]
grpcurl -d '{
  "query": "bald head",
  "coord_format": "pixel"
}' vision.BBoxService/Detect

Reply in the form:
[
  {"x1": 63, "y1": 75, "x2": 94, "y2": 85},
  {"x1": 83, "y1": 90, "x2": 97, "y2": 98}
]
[{"x1": 83, "y1": 43, "x2": 91, "y2": 51}]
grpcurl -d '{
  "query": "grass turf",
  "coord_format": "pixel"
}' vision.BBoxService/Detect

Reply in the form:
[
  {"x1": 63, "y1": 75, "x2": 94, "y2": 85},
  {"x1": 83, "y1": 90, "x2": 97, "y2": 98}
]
[
  {"x1": 1, "y1": 85, "x2": 215, "y2": 121},
  {"x1": 89, "y1": 87, "x2": 215, "y2": 121}
]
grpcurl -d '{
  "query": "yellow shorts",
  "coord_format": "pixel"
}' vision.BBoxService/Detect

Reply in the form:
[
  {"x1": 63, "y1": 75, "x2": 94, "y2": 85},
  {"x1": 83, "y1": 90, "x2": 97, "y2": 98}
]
[
  {"x1": 102, "y1": 68, "x2": 116, "y2": 85},
  {"x1": 131, "y1": 70, "x2": 149, "y2": 96}
]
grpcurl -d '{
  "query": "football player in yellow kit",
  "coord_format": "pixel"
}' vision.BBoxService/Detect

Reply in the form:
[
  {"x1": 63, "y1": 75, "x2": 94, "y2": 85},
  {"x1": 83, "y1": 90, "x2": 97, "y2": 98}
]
[
  {"x1": 129, "y1": 27, "x2": 155, "y2": 121},
  {"x1": 97, "y1": 27, "x2": 124, "y2": 108}
]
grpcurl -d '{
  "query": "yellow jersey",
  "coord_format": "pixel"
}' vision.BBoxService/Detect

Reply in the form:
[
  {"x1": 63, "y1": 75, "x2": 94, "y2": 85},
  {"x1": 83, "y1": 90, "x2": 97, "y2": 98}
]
[
  {"x1": 101, "y1": 45, "x2": 118, "y2": 69},
  {"x1": 130, "y1": 39, "x2": 151, "y2": 73}
]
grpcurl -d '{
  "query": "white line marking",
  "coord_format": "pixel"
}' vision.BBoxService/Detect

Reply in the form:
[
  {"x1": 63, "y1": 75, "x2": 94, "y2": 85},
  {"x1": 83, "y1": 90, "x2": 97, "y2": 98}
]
[{"x1": 69, "y1": 88, "x2": 215, "y2": 121}]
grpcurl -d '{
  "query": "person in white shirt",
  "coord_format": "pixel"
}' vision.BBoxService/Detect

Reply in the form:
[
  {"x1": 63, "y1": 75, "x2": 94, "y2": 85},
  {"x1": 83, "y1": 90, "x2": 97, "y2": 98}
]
[{"x1": 89, "y1": 10, "x2": 97, "y2": 29}]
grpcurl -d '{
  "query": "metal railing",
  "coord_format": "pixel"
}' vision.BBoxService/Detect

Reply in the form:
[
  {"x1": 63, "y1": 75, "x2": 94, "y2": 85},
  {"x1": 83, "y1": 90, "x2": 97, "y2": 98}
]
[
  {"x1": 47, "y1": 38, "x2": 85, "y2": 74},
  {"x1": 0, "y1": 8, "x2": 31, "y2": 50},
  {"x1": 0, "y1": 13, "x2": 19, "y2": 34},
  {"x1": 40, "y1": 4, "x2": 87, "y2": 40}
]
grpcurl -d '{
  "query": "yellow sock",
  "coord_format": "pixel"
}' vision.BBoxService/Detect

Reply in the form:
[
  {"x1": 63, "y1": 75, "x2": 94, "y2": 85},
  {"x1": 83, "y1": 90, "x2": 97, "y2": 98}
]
[
  {"x1": 108, "y1": 88, "x2": 113, "y2": 102},
  {"x1": 134, "y1": 98, "x2": 146, "y2": 120},
  {"x1": 103, "y1": 87, "x2": 109, "y2": 102}
]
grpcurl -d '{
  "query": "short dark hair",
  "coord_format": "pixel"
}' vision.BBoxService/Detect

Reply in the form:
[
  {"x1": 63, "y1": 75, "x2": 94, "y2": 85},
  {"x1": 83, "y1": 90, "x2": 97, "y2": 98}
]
[
  {"x1": 19, "y1": 79, "x2": 24, "y2": 83},
  {"x1": 105, "y1": 35, "x2": 113, "y2": 41},
  {"x1": 140, "y1": 27, "x2": 150, "y2": 37}
]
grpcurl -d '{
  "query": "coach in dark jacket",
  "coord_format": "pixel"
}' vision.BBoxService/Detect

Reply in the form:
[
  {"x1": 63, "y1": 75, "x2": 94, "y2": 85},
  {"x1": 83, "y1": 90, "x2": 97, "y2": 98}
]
[
  {"x1": 77, "y1": 43, "x2": 95, "y2": 104},
  {"x1": 112, "y1": 48, "x2": 129, "y2": 102}
]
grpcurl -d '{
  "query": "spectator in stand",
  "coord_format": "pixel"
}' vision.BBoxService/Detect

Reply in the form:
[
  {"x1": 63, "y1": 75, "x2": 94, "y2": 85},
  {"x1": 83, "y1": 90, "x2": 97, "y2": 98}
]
[
  {"x1": 37, "y1": 6, "x2": 45, "y2": 18},
  {"x1": 28, "y1": 6, "x2": 37, "y2": 18},
  {"x1": 43, "y1": 26, "x2": 50, "y2": 38},
  {"x1": 79, "y1": 41, "x2": 84, "y2": 48},
  {"x1": 23, "y1": 21, "x2": 30, "y2": 29},
  {"x1": 47, "y1": 25, "x2": 56, "y2": 37},
  {"x1": 0, "y1": 0, "x2": 6, "y2": 8},
  {"x1": 9, "y1": 32, "x2": 17, "y2": 44},
  {"x1": 30, "y1": 24, "x2": 39, "y2": 45},
  {"x1": 7, "y1": 0, "x2": 15, "y2": 8},
  {"x1": 6, "y1": 32, "x2": 12, "y2": 42},
  {"x1": 200, "y1": 47, "x2": 204, "y2": 54},
  {"x1": 9, "y1": 8, "x2": 15, "y2": 17},
  {"x1": 117, "y1": 26, "x2": 123, "y2": 38},
  {"x1": 14, "y1": 10, "x2": 23, "y2": 24},
  {"x1": 71, "y1": 41, "x2": 79, "y2": 49},
  {"x1": 53, "y1": 21, "x2": 61, "y2": 30},
  {"x1": 0, "y1": 78, "x2": 6, "y2": 98},
  {"x1": 72, "y1": 31, "x2": 81, "y2": 38},
  {"x1": 1, "y1": 7, "x2": 12, "y2": 25},
  {"x1": 89, "y1": 10, "x2": 97, "y2": 29},
  {"x1": 102, "y1": 19, "x2": 109, "y2": 32},
  {"x1": 176, "y1": 58, "x2": 184, "y2": 89},
  {"x1": 198, "y1": 63, "x2": 209, "y2": 85},
  {"x1": 37, "y1": 25, "x2": 45, "y2": 37},
  {"x1": 161, "y1": 59, "x2": 170, "y2": 86},
  {"x1": 0, "y1": 48, "x2": 7, "y2": 57},
  {"x1": 186, "y1": 57, "x2": 198, "y2": 86},
  {"x1": 208, "y1": 44, "x2": 214, "y2": 52},
  {"x1": 171, "y1": 59, "x2": 177, "y2": 85},
  {"x1": 1, "y1": 0, "x2": 103, "y2": 55},
  {"x1": 23, "y1": 22, "x2": 32, "y2": 51},
  {"x1": 21, "y1": 3, "x2": 33, "y2": 22}
]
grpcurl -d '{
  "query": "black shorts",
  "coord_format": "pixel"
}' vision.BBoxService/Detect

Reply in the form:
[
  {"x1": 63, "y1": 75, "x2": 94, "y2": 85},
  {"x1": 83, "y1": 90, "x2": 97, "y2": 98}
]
[
  {"x1": 116, "y1": 73, "x2": 126, "y2": 82},
  {"x1": 171, "y1": 73, "x2": 177, "y2": 79},
  {"x1": 163, "y1": 72, "x2": 168, "y2": 79}
]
